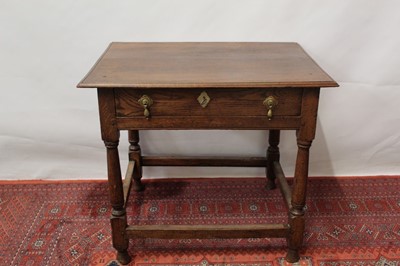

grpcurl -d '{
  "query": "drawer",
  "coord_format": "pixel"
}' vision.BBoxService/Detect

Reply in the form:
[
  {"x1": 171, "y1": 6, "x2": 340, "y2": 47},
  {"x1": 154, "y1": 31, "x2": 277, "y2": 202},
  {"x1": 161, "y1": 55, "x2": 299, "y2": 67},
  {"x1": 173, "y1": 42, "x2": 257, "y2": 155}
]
[{"x1": 115, "y1": 88, "x2": 303, "y2": 118}]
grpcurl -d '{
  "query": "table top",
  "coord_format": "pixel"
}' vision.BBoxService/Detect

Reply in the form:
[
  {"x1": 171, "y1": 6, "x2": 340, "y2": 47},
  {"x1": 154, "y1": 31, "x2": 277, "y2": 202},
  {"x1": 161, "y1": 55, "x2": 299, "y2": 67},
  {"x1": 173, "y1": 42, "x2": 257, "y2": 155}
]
[{"x1": 77, "y1": 42, "x2": 338, "y2": 89}]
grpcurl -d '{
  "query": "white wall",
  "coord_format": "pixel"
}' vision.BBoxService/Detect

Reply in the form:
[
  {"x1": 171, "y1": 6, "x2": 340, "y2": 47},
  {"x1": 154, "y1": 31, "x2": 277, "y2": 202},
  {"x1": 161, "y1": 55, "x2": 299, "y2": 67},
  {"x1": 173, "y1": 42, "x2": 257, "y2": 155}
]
[{"x1": 1, "y1": 0, "x2": 399, "y2": 180}]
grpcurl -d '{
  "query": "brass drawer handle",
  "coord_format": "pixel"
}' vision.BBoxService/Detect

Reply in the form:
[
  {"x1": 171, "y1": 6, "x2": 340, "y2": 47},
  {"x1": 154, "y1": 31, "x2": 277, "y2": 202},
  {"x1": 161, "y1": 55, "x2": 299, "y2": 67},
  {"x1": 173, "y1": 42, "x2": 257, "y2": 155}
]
[
  {"x1": 263, "y1": 96, "x2": 278, "y2": 120},
  {"x1": 138, "y1": 95, "x2": 153, "y2": 120}
]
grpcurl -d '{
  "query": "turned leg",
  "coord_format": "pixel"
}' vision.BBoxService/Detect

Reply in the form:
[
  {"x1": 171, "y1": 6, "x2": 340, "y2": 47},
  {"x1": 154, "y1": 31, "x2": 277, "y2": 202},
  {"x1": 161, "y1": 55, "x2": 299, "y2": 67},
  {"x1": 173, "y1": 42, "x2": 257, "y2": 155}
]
[
  {"x1": 129, "y1": 130, "x2": 145, "y2": 191},
  {"x1": 266, "y1": 130, "x2": 280, "y2": 190},
  {"x1": 285, "y1": 139, "x2": 311, "y2": 263},
  {"x1": 98, "y1": 89, "x2": 132, "y2": 264},
  {"x1": 105, "y1": 140, "x2": 131, "y2": 265}
]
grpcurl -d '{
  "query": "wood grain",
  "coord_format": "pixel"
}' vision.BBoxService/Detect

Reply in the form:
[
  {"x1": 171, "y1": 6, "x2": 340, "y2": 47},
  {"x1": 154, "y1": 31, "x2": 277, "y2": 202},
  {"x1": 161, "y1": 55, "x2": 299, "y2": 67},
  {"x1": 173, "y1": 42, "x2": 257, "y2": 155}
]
[
  {"x1": 116, "y1": 115, "x2": 301, "y2": 130},
  {"x1": 78, "y1": 42, "x2": 338, "y2": 89},
  {"x1": 123, "y1": 161, "x2": 134, "y2": 208},
  {"x1": 83, "y1": 42, "x2": 338, "y2": 264},
  {"x1": 126, "y1": 224, "x2": 289, "y2": 239},
  {"x1": 273, "y1": 161, "x2": 292, "y2": 209},
  {"x1": 115, "y1": 88, "x2": 302, "y2": 117}
]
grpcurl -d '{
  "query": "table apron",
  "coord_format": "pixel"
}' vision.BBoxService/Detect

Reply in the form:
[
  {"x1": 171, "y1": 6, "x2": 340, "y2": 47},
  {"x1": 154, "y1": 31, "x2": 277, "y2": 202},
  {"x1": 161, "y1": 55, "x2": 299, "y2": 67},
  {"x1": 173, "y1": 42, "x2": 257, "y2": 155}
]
[{"x1": 116, "y1": 116, "x2": 301, "y2": 130}]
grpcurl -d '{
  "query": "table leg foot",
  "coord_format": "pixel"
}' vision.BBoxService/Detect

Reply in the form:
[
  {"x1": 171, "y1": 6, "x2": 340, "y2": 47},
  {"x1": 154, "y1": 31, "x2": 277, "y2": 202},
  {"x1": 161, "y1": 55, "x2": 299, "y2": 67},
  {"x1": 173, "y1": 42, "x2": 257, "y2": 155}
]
[
  {"x1": 132, "y1": 181, "x2": 145, "y2": 192},
  {"x1": 265, "y1": 180, "x2": 276, "y2": 190},
  {"x1": 117, "y1": 251, "x2": 132, "y2": 265},
  {"x1": 285, "y1": 248, "x2": 300, "y2": 263}
]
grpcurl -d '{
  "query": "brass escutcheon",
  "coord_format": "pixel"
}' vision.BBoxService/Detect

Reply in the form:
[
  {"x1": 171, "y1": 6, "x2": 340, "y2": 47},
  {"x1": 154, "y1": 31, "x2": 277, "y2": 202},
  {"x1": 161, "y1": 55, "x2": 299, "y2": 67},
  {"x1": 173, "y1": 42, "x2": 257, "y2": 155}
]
[
  {"x1": 263, "y1": 96, "x2": 278, "y2": 120},
  {"x1": 197, "y1": 91, "x2": 211, "y2": 108},
  {"x1": 138, "y1": 95, "x2": 153, "y2": 120}
]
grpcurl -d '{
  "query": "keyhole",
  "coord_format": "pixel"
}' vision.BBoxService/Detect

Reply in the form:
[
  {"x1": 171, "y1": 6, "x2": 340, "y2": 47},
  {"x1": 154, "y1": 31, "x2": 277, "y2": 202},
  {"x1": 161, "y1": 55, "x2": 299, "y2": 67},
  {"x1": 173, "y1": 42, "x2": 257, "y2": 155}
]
[{"x1": 197, "y1": 91, "x2": 210, "y2": 108}]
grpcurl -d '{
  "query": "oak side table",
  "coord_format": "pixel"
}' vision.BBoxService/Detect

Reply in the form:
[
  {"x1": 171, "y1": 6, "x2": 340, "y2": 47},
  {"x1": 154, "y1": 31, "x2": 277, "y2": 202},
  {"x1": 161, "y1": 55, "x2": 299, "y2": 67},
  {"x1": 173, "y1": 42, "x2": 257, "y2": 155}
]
[{"x1": 77, "y1": 42, "x2": 338, "y2": 264}]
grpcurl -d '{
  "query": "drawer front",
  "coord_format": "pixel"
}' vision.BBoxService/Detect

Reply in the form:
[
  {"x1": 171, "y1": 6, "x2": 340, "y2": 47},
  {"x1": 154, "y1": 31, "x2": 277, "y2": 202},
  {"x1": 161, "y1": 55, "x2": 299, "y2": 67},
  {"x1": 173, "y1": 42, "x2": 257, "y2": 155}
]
[{"x1": 115, "y1": 88, "x2": 302, "y2": 118}]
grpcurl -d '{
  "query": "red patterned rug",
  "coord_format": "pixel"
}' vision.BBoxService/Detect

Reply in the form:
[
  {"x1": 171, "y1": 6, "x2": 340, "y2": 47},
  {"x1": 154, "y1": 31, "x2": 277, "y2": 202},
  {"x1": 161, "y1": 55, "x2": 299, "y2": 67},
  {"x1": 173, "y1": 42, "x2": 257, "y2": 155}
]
[{"x1": 1, "y1": 177, "x2": 399, "y2": 265}]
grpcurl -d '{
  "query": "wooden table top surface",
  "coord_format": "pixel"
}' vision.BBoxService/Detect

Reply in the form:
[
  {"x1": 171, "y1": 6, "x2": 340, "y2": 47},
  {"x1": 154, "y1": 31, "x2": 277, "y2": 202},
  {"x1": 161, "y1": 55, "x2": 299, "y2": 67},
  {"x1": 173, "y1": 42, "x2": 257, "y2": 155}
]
[{"x1": 77, "y1": 42, "x2": 338, "y2": 89}]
